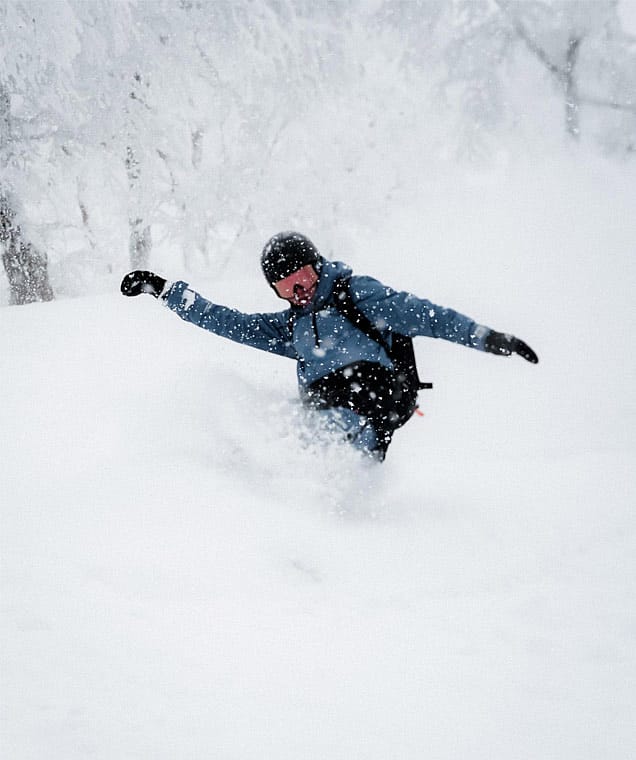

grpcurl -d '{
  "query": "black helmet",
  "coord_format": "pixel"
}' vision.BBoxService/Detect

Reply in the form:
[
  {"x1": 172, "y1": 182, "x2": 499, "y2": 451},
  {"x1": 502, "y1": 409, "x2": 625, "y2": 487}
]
[{"x1": 261, "y1": 231, "x2": 320, "y2": 285}]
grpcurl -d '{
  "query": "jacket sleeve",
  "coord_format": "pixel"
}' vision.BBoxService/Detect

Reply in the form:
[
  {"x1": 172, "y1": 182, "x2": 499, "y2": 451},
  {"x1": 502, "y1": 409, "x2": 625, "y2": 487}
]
[
  {"x1": 163, "y1": 280, "x2": 297, "y2": 359},
  {"x1": 348, "y1": 275, "x2": 491, "y2": 350}
]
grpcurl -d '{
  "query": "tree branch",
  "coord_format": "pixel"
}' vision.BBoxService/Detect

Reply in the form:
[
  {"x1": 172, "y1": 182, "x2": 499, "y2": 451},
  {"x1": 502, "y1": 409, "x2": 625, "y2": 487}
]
[
  {"x1": 580, "y1": 95, "x2": 636, "y2": 113},
  {"x1": 514, "y1": 22, "x2": 565, "y2": 81}
]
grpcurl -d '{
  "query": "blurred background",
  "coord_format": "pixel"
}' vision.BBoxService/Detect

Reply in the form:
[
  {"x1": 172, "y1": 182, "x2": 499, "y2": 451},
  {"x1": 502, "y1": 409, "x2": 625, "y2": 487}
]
[{"x1": 1, "y1": 0, "x2": 634, "y2": 305}]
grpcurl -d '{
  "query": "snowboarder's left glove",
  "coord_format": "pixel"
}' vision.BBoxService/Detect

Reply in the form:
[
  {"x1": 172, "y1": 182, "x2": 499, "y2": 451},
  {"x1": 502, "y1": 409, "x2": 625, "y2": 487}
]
[
  {"x1": 484, "y1": 331, "x2": 539, "y2": 364},
  {"x1": 120, "y1": 270, "x2": 169, "y2": 298}
]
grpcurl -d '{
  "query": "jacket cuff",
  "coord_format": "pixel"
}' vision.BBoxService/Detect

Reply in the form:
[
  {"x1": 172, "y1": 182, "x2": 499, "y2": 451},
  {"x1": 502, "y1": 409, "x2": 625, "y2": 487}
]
[
  {"x1": 472, "y1": 324, "x2": 490, "y2": 350},
  {"x1": 162, "y1": 280, "x2": 190, "y2": 309}
]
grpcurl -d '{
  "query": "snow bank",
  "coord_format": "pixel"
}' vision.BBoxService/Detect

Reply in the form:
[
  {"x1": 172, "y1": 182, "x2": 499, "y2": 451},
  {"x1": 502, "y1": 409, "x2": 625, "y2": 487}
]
[{"x1": 2, "y1": 145, "x2": 635, "y2": 758}]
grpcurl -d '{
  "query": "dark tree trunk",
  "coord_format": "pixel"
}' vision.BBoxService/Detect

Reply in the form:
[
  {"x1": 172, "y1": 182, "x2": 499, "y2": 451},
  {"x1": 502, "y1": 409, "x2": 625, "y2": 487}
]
[
  {"x1": 126, "y1": 144, "x2": 151, "y2": 269},
  {"x1": 2, "y1": 238, "x2": 54, "y2": 305},
  {"x1": 1, "y1": 88, "x2": 53, "y2": 304},
  {"x1": 0, "y1": 196, "x2": 54, "y2": 305},
  {"x1": 564, "y1": 37, "x2": 581, "y2": 139},
  {"x1": 129, "y1": 217, "x2": 151, "y2": 269}
]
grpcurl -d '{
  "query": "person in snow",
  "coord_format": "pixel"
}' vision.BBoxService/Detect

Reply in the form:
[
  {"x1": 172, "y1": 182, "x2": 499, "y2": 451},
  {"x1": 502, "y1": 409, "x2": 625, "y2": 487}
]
[{"x1": 121, "y1": 231, "x2": 538, "y2": 460}]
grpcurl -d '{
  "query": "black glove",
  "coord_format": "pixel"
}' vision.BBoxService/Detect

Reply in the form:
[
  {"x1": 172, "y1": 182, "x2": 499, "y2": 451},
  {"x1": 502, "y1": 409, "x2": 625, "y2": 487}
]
[
  {"x1": 484, "y1": 331, "x2": 539, "y2": 364},
  {"x1": 120, "y1": 270, "x2": 168, "y2": 298}
]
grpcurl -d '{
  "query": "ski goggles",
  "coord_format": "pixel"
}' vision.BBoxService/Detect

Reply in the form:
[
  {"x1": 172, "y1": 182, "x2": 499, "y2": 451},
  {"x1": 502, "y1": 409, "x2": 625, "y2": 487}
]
[{"x1": 272, "y1": 264, "x2": 319, "y2": 305}]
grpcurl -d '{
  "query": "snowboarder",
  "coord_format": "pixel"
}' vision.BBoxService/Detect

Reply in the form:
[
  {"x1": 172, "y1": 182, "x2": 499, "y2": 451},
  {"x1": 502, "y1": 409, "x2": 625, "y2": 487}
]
[{"x1": 121, "y1": 231, "x2": 538, "y2": 459}]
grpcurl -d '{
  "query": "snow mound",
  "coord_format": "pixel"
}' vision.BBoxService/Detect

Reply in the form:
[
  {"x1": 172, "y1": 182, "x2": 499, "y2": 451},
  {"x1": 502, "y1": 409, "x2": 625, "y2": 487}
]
[{"x1": 1, "y1": 268, "x2": 634, "y2": 758}]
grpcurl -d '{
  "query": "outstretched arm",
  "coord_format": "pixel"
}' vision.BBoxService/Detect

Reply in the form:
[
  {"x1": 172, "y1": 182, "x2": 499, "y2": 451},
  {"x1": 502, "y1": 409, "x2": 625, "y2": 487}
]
[
  {"x1": 121, "y1": 270, "x2": 297, "y2": 359},
  {"x1": 349, "y1": 274, "x2": 538, "y2": 364}
]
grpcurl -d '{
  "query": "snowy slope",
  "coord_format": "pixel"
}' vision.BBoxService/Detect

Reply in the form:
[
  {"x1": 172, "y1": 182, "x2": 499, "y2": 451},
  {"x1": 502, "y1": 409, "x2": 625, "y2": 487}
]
[{"x1": 2, "y1": 153, "x2": 635, "y2": 759}]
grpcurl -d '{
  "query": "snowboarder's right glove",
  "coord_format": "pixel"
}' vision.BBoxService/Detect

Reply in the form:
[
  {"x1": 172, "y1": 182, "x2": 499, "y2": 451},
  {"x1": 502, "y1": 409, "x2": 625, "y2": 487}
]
[
  {"x1": 484, "y1": 331, "x2": 539, "y2": 364},
  {"x1": 120, "y1": 270, "x2": 169, "y2": 298}
]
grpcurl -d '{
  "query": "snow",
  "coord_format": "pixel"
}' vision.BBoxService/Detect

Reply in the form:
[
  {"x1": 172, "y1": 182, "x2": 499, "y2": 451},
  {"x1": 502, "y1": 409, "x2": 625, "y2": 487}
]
[{"x1": 2, "y1": 144, "x2": 635, "y2": 758}]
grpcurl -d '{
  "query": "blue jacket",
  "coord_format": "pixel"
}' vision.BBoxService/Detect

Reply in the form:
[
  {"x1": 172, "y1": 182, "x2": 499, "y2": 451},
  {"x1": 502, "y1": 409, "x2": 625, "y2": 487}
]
[{"x1": 163, "y1": 259, "x2": 490, "y2": 391}]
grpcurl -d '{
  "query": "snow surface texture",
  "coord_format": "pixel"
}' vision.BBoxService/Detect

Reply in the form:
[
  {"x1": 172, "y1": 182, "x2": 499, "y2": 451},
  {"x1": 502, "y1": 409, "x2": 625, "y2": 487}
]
[{"x1": 2, "y1": 155, "x2": 635, "y2": 757}]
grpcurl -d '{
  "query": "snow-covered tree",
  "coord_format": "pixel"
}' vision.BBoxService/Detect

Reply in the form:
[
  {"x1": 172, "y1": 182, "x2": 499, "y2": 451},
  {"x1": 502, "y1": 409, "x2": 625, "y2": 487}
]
[
  {"x1": 0, "y1": 1, "x2": 83, "y2": 302},
  {"x1": 497, "y1": 0, "x2": 636, "y2": 142},
  {"x1": 0, "y1": 0, "x2": 634, "y2": 305}
]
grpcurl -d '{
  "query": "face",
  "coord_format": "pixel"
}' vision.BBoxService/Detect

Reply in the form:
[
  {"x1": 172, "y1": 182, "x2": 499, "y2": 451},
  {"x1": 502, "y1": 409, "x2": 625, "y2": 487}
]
[{"x1": 273, "y1": 264, "x2": 319, "y2": 307}]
